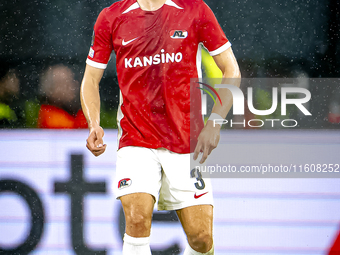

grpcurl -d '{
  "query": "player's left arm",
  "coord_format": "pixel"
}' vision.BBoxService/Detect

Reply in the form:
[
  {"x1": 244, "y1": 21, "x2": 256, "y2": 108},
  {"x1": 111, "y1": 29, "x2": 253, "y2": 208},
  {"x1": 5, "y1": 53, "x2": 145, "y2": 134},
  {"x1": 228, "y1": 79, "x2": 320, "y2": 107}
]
[{"x1": 194, "y1": 47, "x2": 241, "y2": 163}]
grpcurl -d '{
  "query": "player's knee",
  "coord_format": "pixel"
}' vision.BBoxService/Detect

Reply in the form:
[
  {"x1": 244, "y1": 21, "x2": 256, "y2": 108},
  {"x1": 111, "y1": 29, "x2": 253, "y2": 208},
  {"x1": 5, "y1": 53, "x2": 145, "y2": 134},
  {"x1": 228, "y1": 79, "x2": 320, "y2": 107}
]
[
  {"x1": 187, "y1": 231, "x2": 213, "y2": 253},
  {"x1": 125, "y1": 212, "x2": 152, "y2": 232}
]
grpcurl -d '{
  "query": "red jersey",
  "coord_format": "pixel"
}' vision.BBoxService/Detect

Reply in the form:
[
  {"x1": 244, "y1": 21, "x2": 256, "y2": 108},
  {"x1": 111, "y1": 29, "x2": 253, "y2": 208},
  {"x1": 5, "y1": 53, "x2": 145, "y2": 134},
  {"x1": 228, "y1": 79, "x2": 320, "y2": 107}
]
[{"x1": 86, "y1": 0, "x2": 230, "y2": 153}]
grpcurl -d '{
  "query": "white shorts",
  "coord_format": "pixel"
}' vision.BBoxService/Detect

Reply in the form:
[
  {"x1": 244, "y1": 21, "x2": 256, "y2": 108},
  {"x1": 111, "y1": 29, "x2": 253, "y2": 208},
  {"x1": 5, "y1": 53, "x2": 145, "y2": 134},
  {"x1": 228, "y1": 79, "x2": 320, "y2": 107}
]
[{"x1": 114, "y1": 146, "x2": 213, "y2": 211}]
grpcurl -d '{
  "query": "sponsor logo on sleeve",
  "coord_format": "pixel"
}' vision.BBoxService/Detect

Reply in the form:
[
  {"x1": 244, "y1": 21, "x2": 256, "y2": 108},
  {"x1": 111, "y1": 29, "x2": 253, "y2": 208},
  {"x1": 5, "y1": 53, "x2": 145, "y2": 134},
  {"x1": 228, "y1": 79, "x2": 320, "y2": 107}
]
[
  {"x1": 91, "y1": 31, "x2": 95, "y2": 46},
  {"x1": 89, "y1": 48, "x2": 94, "y2": 58}
]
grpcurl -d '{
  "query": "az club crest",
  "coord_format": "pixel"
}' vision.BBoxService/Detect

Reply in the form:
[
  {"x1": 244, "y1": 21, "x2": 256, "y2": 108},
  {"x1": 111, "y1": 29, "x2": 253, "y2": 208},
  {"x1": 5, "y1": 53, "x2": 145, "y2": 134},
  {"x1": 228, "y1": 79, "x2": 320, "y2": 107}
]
[
  {"x1": 170, "y1": 30, "x2": 188, "y2": 39},
  {"x1": 118, "y1": 178, "x2": 132, "y2": 189}
]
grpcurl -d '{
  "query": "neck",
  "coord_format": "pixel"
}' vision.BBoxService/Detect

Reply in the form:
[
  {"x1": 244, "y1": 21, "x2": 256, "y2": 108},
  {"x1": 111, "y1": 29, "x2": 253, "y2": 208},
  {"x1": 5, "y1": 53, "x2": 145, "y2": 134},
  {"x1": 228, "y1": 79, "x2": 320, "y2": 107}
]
[{"x1": 137, "y1": 0, "x2": 167, "y2": 11}]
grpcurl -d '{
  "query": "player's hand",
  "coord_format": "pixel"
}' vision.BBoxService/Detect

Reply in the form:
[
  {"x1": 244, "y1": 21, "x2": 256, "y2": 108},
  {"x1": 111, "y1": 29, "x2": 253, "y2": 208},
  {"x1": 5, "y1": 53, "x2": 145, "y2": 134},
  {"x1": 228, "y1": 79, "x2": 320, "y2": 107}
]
[
  {"x1": 193, "y1": 120, "x2": 221, "y2": 164},
  {"x1": 86, "y1": 126, "x2": 107, "y2": 157}
]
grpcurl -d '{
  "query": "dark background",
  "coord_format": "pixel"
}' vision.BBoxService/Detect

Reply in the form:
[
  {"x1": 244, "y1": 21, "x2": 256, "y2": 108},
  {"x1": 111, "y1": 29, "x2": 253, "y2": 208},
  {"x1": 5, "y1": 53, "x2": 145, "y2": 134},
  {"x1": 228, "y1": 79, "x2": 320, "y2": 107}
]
[{"x1": 0, "y1": 0, "x2": 339, "y2": 127}]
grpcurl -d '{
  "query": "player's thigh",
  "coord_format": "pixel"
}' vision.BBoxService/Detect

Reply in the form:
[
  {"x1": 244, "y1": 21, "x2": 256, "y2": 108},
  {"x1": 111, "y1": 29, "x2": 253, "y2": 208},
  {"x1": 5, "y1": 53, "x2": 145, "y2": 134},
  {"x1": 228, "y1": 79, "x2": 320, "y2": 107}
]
[
  {"x1": 176, "y1": 204, "x2": 213, "y2": 237},
  {"x1": 157, "y1": 149, "x2": 213, "y2": 210},
  {"x1": 114, "y1": 146, "x2": 162, "y2": 200}
]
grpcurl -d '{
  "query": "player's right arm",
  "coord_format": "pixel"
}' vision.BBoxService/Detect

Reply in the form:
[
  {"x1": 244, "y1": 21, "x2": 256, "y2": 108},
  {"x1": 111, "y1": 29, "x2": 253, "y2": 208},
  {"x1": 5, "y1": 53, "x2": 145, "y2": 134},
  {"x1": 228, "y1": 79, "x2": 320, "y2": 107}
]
[
  {"x1": 80, "y1": 64, "x2": 107, "y2": 156},
  {"x1": 81, "y1": 6, "x2": 113, "y2": 156}
]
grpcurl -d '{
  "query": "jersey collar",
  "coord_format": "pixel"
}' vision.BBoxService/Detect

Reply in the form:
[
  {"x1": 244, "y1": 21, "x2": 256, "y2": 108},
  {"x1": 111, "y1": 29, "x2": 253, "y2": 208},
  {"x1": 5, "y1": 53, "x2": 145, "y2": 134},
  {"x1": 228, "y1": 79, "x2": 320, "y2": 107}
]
[{"x1": 122, "y1": 0, "x2": 183, "y2": 14}]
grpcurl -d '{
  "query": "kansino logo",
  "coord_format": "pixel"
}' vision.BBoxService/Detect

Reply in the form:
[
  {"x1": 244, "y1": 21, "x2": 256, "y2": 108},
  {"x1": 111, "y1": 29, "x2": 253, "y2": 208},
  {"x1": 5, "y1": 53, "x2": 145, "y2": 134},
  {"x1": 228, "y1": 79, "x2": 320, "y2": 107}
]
[
  {"x1": 197, "y1": 82, "x2": 312, "y2": 128},
  {"x1": 124, "y1": 49, "x2": 183, "y2": 68}
]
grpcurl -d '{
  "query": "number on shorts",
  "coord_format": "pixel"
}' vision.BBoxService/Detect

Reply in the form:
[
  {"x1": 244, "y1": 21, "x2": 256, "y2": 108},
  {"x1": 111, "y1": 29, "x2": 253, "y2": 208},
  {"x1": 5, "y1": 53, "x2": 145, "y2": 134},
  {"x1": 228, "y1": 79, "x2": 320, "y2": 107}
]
[{"x1": 190, "y1": 168, "x2": 205, "y2": 190}]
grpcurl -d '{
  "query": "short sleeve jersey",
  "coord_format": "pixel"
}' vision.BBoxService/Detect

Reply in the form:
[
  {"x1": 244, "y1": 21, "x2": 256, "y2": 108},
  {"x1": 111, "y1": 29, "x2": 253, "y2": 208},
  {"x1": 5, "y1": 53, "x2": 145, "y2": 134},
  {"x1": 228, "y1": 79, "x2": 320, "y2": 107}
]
[{"x1": 86, "y1": 0, "x2": 230, "y2": 154}]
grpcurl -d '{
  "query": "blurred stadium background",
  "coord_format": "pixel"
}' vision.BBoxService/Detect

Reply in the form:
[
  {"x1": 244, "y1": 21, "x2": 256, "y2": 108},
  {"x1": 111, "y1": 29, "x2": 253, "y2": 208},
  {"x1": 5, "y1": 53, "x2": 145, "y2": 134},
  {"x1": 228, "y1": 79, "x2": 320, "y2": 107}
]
[{"x1": 0, "y1": 0, "x2": 340, "y2": 254}]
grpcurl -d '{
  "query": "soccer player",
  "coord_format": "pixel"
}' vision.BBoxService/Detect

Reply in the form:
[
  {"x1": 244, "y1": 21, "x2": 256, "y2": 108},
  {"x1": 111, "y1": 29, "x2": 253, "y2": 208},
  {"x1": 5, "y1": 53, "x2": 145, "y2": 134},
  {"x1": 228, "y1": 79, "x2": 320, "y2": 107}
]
[{"x1": 80, "y1": 0, "x2": 240, "y2": 254}]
